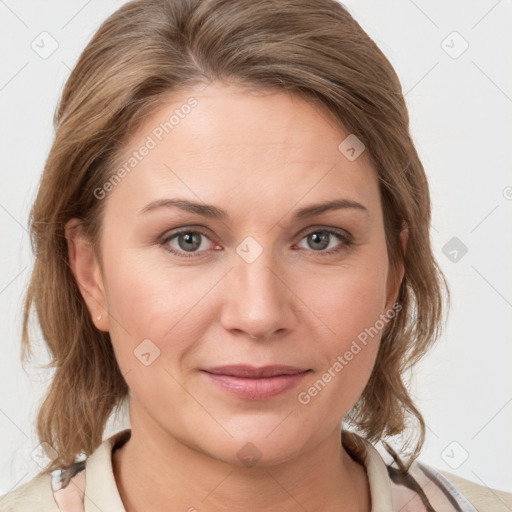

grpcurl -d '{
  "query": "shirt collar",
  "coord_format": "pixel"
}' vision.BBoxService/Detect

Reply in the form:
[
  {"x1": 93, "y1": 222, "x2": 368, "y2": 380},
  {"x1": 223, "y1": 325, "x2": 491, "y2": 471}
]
[
  {"x1": 83, "y1": 428, "x2": 131, "y2": 512},
  {"x1": 342, "y1": 430, "x2": 395, "y2": 512},
  {"x1": 83, "y1": 428, "x2": 394, "y2": 512}
]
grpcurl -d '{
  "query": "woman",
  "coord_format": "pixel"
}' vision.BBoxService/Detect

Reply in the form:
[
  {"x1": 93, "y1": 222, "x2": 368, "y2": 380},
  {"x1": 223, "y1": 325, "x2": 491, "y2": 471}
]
[{"x1": 1, "y1": 0, "x2": 510, "y2": 510}]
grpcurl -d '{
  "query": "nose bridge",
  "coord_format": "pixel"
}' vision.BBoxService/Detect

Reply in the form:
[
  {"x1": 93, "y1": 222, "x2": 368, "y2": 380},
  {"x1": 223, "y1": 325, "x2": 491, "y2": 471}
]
[
  {"x1": 234, "y1": 237, "x2": 282, "y2": 303},
  {"x1": 220, "y1": 237, "x2": 295, "y2": 338}
]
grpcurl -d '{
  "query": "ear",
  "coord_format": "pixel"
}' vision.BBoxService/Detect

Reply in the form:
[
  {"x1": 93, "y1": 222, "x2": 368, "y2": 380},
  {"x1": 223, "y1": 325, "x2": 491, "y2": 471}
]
[
  {"x1": 384, "y1": 220, "x2": 408, "y2": 311},
  {"x1": 65, "y1": 218, "x2": 109, "y2": 331}
]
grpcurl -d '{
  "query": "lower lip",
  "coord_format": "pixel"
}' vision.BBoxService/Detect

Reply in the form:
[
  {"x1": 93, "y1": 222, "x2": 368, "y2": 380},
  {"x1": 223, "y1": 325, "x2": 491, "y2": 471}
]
[{"x1": 201, "y1": 371, "x2": 310, "y2": 400}]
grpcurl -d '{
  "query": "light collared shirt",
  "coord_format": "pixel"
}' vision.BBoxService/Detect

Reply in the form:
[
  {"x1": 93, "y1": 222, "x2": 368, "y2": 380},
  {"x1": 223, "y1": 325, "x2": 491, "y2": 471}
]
[{"x1": 1, "y1": 428, "x2": 511, "y2": 511}]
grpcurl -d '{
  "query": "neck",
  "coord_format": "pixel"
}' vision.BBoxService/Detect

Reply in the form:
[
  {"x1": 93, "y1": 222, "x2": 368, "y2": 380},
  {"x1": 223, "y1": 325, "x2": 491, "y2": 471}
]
[{"x1": 112, "y1": 418, "x2": 370, "y2": 512}]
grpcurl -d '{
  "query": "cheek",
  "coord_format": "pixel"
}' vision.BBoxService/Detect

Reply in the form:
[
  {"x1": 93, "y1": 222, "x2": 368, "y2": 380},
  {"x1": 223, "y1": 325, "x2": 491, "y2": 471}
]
[
  {"x1": 294, "y1": 253, "x2": 389, "y2": 407},
  {"x1": 301, "y1": 250, "x2": 389, "y2": 345},
  {"x1": 101, "y1": 247, "x2": 221, "y2": 370},
  {"x1": 330, "y1": 268, "x2": 388, "y2": 344}
]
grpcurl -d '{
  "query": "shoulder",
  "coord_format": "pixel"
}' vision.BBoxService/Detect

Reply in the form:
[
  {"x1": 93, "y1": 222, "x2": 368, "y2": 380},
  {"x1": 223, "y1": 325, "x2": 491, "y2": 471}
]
[
  {"x1": 0, "y1": 471, "x2": 57, "y2": 512},
  {"x1": 0, "y1": 429, "x2": 129, "y2": 512},
  {"x1": 438, "y1": 469, "x2": 512, "y2": 512},
  {"x1": 383, "y1": 441, "x2": 512, "y2": 512},
  {"x1": 342, "y1": 430, "x2": 512, "y2": 512},
  {"x1": 1, "y1": 456, "x2": 89, "y2": 512}
]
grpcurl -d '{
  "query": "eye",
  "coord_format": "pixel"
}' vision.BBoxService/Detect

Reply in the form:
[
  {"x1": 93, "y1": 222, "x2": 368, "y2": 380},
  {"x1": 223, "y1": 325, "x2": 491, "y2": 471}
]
[
  {"x1": 160, "y1": 226, "x2": 353, "y2": 259},
  {"x1": 160, "y1": 228, "x2": 217, "y2": 258},
  {"x1": 295, "y1": 228, "x2": 352, "y2": 255}
]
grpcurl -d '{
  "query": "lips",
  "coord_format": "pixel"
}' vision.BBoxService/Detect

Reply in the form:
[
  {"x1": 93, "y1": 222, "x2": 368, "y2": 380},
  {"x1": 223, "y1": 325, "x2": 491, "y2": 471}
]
[
  {"x1": 200, "y1": 365, "x2": 311, "y2": 400},
  {"x1": 201, "y1": 365, "x2": 310, "y2": 378}
]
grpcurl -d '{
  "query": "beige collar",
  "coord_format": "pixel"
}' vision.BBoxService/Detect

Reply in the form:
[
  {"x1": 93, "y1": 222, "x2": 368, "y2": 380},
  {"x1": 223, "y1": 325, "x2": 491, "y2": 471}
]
[
  {"x1": 83, "y1": 428, "x2": 131, "y2": 511},
  {"x1": 342, "y1": 430, "x2": 395, "y2": 512},
  {"x1": 83, "y1": 428, "x2": 394, "y2": 512}
]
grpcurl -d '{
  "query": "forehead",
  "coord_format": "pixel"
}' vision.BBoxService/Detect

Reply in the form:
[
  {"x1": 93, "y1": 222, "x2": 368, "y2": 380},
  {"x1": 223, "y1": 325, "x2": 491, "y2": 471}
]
[{"x1": 105, "y1": 82, "x2": 380, "y2": 219}]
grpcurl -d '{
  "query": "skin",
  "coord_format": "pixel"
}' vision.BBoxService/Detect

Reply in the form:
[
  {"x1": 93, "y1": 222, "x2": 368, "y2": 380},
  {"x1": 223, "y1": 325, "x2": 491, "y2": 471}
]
[{"x1": 66, "y1": 81, "x2": 407, "y2": 512}]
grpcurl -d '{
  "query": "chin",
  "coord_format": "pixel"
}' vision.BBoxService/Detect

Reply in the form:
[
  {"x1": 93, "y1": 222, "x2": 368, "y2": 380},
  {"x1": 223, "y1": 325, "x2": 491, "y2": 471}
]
[{"x1": 197, "y1": 421, "x2": 313, "y2": 469}]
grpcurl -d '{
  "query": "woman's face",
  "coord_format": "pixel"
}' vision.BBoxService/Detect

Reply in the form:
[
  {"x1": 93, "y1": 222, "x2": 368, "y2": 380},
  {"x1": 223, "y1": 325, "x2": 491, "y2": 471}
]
[{"x1": 73, "y1": 82, "x2": 405, "y2": 466}]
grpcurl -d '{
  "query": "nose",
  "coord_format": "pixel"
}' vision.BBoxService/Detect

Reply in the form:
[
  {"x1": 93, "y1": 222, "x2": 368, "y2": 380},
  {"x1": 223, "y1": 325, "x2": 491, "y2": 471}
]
[{"x1": 219, "y1": 248, "x2": 297, "y2": 340}]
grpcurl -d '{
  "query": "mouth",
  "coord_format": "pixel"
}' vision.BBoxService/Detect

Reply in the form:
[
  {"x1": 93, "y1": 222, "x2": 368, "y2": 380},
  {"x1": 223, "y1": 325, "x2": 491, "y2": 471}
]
[{"x1": 200, "y1": 365, "x2": 312, "y2": 400}]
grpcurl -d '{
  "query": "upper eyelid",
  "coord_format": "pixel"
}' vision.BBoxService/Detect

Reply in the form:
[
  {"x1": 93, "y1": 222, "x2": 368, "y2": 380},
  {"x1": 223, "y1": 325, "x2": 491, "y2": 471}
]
[
  {"x1": 295, "y1": 225, "x2": 351, "y2": 239},
  {"x1": 163, "y1": 225, "x2": 350, "y2": 240}
]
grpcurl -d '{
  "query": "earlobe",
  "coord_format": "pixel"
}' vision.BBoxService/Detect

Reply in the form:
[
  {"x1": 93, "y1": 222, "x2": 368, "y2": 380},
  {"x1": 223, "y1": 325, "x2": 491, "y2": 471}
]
[{"x1": 65, "y1": 218, "x2": 108, "y2": 331}]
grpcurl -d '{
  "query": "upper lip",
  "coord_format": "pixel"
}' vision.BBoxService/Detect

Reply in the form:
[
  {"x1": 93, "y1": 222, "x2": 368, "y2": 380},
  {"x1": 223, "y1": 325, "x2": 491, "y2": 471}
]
[{"x1": 201, "y1": 365, "x2": 311, "y2": 378}]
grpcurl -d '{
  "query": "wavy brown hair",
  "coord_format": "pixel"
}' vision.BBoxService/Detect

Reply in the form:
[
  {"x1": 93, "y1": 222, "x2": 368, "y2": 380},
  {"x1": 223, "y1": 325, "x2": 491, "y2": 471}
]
[{"x1": 21, "y1": 0, "x2": 449, "y2": 475}]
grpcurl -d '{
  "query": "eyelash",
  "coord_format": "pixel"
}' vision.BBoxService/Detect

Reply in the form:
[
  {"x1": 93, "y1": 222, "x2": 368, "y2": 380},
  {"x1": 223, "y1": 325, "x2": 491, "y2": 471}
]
[{"x1": 159, "y1": 226, "x2": 353, "y2": 259}]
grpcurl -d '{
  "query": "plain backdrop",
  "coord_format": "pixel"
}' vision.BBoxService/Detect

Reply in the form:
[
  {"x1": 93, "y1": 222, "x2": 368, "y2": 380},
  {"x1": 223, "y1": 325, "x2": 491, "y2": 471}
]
[{"x1": 1, "y1": 0, "x2": 511, "y2": 496}]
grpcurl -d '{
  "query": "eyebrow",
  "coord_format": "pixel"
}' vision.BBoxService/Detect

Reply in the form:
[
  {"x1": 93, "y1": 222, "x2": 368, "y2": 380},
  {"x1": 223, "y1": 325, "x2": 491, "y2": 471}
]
[{"x1": 139, "y1": 197, "x2": 369, "y2": 220}]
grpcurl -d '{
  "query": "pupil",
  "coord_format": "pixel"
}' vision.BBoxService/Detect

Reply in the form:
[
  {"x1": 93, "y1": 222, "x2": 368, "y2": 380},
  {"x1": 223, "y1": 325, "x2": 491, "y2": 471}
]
[
  {"x1": 309, "y1": 232, "x2": 328, "y2": 250},
  {"x1": 179, "y1": 232, "x2": 201, "y2": 251}
]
